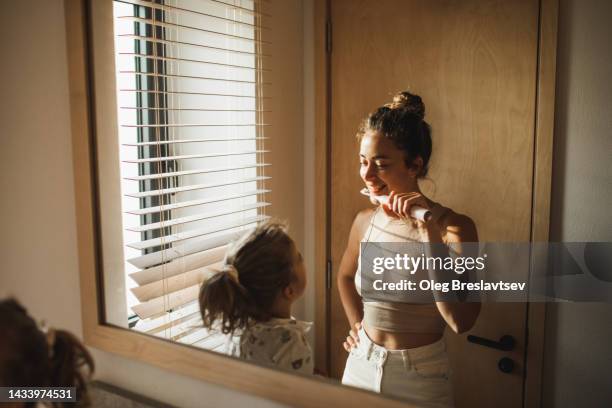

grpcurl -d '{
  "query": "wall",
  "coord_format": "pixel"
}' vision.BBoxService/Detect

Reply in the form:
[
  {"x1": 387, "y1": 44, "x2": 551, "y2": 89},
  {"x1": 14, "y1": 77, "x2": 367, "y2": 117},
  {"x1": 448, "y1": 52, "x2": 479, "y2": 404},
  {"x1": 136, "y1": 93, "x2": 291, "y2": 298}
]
[
  {"x1": 0, "y1": 0, "x2": 82, "y2": 335},
  {"x1": 0, "y1": 1, "x2": 302, "y2": 407},
  {"x1": 265, "y1": 0, "x2": 308, "y2": 323},
  {"x1": 542, "y1": 0, "x2": 612, "y2": 406}
]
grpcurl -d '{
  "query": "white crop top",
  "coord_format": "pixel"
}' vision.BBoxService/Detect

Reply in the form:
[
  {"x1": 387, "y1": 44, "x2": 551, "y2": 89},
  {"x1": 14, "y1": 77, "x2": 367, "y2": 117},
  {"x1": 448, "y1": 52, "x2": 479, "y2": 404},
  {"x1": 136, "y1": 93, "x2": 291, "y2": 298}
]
[{"x1": 355, "y1": 204, "x2": 449, "y2": 334}]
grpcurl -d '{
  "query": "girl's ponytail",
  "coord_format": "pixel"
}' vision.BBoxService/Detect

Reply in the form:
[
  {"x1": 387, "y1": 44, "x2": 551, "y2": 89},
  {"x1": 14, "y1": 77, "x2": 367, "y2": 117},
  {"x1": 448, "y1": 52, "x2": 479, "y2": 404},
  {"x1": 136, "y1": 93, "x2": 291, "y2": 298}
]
[
  {"x1": 48, "y1": 329, "x2": 95, "y2": 406},
  {"x1": 0, "y1": 298, "x2": 94, "y2": 407},
  {"x1": 199, "y1": 264, "x2": 262, "y2": 334}
]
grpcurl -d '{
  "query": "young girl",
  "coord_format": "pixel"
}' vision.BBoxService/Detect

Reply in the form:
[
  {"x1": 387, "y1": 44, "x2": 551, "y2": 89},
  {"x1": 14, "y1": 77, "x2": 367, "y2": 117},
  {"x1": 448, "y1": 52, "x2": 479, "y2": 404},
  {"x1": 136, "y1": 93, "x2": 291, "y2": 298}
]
[
  {"x1": 0, "y1": 298, "x2": 95, "y2": 407},
  {"x1": 198, "y1": 220, "x2": 313, "y2": 374}
]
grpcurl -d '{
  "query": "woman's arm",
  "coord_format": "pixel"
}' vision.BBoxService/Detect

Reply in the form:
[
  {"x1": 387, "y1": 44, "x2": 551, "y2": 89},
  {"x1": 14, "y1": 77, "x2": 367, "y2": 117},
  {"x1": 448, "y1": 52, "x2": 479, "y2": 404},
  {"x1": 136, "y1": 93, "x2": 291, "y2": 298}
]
[
  {"x1": 337, "y1": 209, "x2": 372, "y2": 329},
  {"x1": 425, "y1": 213, "x2": 481, "y2": 334},
  {"x1": 384, "y1": 191, "x2": 481, "y2": 334}
]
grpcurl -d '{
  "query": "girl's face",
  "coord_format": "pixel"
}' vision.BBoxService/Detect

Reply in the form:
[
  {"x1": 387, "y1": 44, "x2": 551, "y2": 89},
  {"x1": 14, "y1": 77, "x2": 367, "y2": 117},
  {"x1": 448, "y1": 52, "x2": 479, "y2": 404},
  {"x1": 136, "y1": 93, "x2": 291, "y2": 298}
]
[{"x1": 359, "y1": 130, "x2": 419, "y2": 198}]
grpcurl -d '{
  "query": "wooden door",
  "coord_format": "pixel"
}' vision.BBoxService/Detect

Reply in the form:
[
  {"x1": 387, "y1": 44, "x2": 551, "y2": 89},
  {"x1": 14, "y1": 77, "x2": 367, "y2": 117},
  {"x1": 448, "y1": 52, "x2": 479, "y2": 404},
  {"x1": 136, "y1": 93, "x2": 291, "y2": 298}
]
[{"x1": 329, "y1": 1, "x2": 540, "y2": 406}]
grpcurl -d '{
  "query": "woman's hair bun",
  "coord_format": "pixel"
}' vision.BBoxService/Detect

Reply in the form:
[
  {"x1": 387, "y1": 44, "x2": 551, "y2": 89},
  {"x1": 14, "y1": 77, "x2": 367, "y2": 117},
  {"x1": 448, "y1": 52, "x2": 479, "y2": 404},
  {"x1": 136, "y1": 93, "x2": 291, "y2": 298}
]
[{"x1": 387, "y1": 91, "x2": 425, "y2": 120}]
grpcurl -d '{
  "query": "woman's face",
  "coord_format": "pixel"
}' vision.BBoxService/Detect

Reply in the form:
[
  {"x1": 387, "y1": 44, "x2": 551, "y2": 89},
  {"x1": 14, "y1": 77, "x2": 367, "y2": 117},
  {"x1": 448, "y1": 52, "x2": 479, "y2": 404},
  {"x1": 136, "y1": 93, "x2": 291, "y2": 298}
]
[{"x1": 359, "y1": 130, "x2": 418, "y2": 198}]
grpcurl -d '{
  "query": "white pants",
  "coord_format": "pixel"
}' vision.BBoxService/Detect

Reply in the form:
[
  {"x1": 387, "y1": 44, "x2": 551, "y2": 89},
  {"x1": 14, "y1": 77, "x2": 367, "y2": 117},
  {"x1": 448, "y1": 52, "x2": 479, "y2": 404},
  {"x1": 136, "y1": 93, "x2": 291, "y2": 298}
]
[{"x1": 341, "y1": 327, "x2": 454, "y2": 408}]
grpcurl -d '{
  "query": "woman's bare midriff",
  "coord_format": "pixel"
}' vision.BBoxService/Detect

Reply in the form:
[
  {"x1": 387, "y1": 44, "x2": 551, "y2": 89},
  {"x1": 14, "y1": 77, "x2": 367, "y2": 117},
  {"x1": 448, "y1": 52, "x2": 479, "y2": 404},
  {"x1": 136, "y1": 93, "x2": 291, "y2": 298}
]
[{"x1": 363, "y1": 322, "x2": 443, "y2": 350}]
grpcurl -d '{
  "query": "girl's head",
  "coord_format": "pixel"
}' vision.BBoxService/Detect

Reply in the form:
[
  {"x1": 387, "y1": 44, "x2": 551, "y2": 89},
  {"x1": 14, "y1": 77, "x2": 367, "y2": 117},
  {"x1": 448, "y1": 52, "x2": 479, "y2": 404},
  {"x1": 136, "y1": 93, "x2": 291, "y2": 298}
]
[
  {"x1": 357, "y1": 90, "x2": 432, "y2": 197},
  {"x1": 0, "y1": 298, "x2": 94, "y2": 407},
  {"x1": 199, "y1": 220, "x2": 305, "y2": 334}
]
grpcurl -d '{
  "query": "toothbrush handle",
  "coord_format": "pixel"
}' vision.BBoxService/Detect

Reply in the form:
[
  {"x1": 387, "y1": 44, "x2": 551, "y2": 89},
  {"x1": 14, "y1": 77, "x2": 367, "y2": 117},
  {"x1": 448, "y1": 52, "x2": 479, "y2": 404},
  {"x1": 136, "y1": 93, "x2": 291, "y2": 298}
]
[{"x1": 410, "y1": 206, "x2": 432, "y2": 222}]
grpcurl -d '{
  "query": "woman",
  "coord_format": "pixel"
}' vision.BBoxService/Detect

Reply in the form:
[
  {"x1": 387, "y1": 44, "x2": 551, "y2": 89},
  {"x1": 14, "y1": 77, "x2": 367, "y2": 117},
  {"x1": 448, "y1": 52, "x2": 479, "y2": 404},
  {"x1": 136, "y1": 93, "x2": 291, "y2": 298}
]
[{"x1": 337, "y1": 91, "x2": 481, "y2": 407}]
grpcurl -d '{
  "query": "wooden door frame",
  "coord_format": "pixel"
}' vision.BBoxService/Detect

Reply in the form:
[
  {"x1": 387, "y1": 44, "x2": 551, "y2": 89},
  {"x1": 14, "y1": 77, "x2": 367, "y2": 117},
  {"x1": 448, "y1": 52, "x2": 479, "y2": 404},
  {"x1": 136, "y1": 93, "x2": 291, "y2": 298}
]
[
  {"x1": 313, "y1": 0, "x2": 560, "y2": 406},
  {"x1": 524, "y1": 0, "x2": 559, "y2": 406},
  {"x1": 313, "y1": 0, "x2": 331, "y2": 375}
]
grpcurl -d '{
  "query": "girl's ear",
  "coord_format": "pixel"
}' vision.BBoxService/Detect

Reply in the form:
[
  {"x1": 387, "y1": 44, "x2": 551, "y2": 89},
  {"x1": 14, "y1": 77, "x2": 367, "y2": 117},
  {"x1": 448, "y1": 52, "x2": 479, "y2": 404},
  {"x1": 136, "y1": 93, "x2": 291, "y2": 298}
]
[{"x1": 282, "y1": 282, "x2": 298, "y2": 301}]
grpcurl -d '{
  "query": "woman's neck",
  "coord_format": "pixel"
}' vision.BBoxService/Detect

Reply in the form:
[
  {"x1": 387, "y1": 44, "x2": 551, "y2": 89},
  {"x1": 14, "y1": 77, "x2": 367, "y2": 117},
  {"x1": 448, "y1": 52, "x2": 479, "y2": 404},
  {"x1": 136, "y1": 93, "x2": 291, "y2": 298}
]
[{"x1": 393, "y1": 184, "x2": 436, "y2": 208}]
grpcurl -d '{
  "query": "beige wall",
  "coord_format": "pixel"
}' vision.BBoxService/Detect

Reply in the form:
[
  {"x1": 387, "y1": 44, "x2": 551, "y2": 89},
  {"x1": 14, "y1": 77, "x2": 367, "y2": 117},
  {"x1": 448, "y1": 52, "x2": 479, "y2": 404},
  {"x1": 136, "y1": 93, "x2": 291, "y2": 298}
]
[
  {"x1": 0, "y1": 0, "x2": 82, "y2": 335},
  {"x1": 543, "y1": 0, "x2": 612, "y2": 406},
  {"x1": 0, "y1": 1, "x2": 305, "y2": 407}
]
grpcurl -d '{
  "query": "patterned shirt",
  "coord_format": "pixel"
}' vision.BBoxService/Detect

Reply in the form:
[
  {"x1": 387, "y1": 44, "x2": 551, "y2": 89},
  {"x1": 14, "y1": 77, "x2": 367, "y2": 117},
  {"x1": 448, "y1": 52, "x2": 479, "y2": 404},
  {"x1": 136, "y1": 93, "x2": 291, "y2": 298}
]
[{"x1": 226, "y1": 317, "x2": 314, "y2": 374}]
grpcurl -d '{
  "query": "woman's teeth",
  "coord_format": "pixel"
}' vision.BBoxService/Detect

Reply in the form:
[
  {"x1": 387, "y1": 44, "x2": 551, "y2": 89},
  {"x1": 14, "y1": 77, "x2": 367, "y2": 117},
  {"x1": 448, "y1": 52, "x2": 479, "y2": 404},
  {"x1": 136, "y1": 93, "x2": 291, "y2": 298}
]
[{"x1": 370, "y1": 185, "x2": 387, "y2": 194}]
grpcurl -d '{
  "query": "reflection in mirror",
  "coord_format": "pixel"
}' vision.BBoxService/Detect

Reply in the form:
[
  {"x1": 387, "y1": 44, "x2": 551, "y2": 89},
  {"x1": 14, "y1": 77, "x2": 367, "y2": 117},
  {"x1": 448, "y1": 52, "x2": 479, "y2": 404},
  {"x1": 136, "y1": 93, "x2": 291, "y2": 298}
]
[
  {"x1": 326, "y1": 1, "x2": 545, "y2": 407},
  {"x1": 199, "y1": 221, "x2": 312, "y2": 374},
  {"x1": 107, "y1": 0, "x2": 275, "y2": 348},
  {"x1": 335, "y1": 91, "x2": 480, "y2": 408},
  {"x1": 96, "y1": 0, "x2": 553, "y2": 407},
  {"x1": 105, "y1": 0, "x2": 319, "y2": 379}
]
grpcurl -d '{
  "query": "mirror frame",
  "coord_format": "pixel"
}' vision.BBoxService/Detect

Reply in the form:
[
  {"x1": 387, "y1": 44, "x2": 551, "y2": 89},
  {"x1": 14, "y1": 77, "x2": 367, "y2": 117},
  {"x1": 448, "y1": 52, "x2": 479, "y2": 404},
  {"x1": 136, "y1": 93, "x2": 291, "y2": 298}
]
[{"x1": 65, "y1": 0, "x2": 558, "y2": 407}]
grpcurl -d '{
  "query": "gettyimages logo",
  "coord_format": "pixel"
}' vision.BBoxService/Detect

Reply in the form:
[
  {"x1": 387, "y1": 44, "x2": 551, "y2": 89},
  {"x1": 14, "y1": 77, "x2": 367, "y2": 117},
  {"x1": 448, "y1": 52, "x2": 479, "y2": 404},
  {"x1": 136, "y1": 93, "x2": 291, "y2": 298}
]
[
  {"x1": 371, "y1": 253, "x2": 487, "y2": 275},
  {"x1": 360, "y1": 242, "x2": 612, "y2": 303}
]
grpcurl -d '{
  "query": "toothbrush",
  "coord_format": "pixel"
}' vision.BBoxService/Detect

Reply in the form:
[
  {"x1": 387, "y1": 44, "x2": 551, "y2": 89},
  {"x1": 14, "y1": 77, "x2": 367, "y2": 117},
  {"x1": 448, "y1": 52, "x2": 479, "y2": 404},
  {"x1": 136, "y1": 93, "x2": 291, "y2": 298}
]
[{"x1": 360, "y1": 188, "x2": 432, "y2": 222}]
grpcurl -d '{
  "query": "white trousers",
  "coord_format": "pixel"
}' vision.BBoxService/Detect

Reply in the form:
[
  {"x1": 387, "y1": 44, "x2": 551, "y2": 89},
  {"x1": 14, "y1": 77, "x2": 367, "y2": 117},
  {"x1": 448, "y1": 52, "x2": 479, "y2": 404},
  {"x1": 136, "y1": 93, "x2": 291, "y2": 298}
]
[{"x1": 341, "y1": 327, "x2": 454, "y2": 408}]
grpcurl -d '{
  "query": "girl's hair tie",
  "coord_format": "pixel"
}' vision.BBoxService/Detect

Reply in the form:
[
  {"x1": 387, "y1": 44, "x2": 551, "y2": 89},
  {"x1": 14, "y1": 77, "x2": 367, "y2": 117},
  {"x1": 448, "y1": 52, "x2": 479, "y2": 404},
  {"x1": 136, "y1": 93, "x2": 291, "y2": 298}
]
[
  {"x1": 39, "y1": 320, "x2": 56, "y2": 357},
  {"x1": 223, "y1": 264, "x2": 240, "y2": 282}
]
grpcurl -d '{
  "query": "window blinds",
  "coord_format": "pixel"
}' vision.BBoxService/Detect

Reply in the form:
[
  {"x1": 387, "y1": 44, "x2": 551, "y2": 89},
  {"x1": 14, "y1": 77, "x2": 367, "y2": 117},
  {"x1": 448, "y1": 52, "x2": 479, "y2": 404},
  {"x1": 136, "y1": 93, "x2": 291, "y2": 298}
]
[{"x1": 113, "y1": 0, "x2": 270, "y2": 346}]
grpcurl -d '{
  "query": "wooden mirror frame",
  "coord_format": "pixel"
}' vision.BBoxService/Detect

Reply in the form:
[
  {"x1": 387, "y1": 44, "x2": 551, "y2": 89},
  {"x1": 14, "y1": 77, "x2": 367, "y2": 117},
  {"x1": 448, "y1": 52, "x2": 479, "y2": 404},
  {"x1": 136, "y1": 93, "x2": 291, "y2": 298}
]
[{"x1": 66, "y1": 0, "x2": 557, "y2": 407}]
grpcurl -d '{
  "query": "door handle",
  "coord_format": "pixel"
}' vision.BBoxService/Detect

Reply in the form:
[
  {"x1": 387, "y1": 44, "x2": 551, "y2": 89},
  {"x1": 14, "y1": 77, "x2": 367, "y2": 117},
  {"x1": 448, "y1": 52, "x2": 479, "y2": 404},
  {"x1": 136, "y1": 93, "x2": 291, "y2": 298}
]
[{"x1": 467, "y1": 334, "x2": 515, "y2": 351}]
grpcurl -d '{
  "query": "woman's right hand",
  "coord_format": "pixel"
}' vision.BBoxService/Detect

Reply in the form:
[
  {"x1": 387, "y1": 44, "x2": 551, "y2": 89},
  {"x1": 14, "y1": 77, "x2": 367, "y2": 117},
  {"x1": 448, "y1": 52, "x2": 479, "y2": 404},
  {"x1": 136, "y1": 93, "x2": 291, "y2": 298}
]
[{"x1": 343, "y1": 321, "x2": 362, "y2": 352}]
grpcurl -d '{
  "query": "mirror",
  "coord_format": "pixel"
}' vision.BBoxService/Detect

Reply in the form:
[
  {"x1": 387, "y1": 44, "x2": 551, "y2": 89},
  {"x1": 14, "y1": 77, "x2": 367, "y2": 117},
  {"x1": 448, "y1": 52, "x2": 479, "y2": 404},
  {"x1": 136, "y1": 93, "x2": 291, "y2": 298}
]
[{"x1": 94, "y1": 0, "x2": 554, "y2": 407}]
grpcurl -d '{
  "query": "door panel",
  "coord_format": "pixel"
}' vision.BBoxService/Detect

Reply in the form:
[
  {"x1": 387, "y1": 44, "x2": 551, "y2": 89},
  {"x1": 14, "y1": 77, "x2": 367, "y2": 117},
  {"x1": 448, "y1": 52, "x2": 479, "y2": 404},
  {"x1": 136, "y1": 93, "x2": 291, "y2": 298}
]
[{"x1": 329, "y1": 1, "x2": 538, "y2": 406}]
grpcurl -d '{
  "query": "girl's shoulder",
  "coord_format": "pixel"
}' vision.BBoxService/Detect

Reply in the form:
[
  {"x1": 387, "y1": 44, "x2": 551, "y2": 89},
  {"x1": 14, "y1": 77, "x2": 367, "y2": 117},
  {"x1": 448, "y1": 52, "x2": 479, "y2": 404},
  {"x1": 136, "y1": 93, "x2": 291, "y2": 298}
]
[
  {"x1": 240, "y1": 318, "x2": 313, "y2": 373},
  {"x1": 243, "y1": 318, "x2": 311, "y2": 345},
  {"x1": 247, "y1": 318, "x2": 312, "y2": 337}
]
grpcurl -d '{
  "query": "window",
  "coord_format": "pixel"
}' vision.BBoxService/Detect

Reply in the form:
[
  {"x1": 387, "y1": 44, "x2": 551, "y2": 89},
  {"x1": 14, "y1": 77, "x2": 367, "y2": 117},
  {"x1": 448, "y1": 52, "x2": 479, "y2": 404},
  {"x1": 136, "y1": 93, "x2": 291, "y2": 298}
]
[{"x1": 111, "y1": 0, "x2": 270, "y2": 345}]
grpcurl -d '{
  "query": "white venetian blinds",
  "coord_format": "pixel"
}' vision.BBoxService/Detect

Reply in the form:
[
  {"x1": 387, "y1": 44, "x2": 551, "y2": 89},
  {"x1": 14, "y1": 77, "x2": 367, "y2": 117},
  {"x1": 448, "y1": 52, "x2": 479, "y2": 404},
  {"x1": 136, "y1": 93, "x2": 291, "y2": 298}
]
[{"x1": 112, "y1": 0, "x2": 270, "y2": 344}]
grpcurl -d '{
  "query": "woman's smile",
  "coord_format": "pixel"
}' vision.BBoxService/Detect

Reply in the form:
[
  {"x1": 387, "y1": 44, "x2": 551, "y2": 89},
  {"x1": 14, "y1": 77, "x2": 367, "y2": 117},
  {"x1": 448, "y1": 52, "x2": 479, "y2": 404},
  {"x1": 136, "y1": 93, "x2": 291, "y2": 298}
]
[{"x1": 367, "y1": 183, "x2": 387, "y2": 195}]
